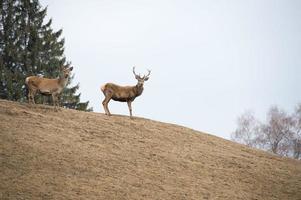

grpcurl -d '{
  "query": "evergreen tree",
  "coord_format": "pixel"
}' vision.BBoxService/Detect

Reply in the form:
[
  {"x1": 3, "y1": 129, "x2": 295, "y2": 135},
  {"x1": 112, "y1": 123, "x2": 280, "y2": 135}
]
[{"x1": 0, "y1": 0, "x2": 92, "y2": 111}]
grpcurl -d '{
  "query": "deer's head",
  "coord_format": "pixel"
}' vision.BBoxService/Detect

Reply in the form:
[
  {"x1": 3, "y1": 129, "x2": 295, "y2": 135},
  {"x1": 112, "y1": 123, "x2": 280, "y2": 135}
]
[
  {"x1": 60, "y1": 65, "x2": 73, "y2": 79},
  {"x1": 133, "y1": 67, "x2": 151, "y2": 87}
]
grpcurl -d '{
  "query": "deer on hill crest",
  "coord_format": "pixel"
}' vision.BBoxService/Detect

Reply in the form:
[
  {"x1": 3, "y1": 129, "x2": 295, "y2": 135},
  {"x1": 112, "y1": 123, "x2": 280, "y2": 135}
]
[
  {"x1": 25, "y1": 65, "x2": 73, "y2": 109},
  {"x1": 101, "y1": 67, "x2": 151, "y2": 118}
]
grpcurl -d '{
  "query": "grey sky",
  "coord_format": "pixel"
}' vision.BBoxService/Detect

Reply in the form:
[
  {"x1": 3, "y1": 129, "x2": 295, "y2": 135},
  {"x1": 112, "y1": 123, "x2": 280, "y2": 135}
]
[{"x1": 40, "y1": 0, "x2": 301, "y2": 139}]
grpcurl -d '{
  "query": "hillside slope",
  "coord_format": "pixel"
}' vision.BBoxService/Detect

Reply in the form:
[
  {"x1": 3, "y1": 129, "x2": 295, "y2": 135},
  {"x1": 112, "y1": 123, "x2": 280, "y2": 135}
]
[{"x1": 1, "y1": 100, "x2": 301, "y2": 200}]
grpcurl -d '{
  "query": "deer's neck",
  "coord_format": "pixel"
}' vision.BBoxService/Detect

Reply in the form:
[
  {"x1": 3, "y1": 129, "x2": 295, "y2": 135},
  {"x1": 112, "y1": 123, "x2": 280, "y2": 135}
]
[
  {"x1": 135, "y1": 84, "x2": 144, "y2": 97},
  {"x1": 58, "y1": 75, "x2": 69, "y2": 88}
]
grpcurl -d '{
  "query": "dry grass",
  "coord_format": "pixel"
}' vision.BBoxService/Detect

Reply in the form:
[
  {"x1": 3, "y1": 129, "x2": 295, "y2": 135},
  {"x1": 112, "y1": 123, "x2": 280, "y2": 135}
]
[{"x1": 0, "y1": 99, "x2": 300, "y2": 200}]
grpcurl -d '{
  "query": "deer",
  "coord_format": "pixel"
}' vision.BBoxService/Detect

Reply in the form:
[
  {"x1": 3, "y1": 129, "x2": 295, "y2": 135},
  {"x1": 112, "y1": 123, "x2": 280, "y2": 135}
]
[
  {"x1": 101, "y1": 67, "x2": 151, "y2": 118},
  {"x1": 25, "y1": 65, "x2": 73, "y2": 109}
]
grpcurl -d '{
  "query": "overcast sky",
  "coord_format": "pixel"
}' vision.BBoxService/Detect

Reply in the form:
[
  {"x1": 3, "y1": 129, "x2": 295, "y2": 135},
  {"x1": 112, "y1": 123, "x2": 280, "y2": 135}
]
[{"x1": 40, "y1": 0, "x2": 301, "y2": 139}]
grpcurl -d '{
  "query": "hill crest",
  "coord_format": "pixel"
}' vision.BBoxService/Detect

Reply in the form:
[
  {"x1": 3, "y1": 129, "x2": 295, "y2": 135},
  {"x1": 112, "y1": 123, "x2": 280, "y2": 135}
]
[{"x1": 0, "y1": 100, "x2": 300, "y2": 200}]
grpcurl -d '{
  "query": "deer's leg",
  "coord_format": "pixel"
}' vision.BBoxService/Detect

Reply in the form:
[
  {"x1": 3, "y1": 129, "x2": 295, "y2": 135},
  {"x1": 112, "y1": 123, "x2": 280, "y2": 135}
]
[
  {"x1": 28, "y1": 89, "x2": 32, "y2": 104},
  {"x1": 42, "y1": 95, "x2": 48, "y2": 105},
  {"x1": 102, "y1": 93, "x2": 112, "y2": 116},
  {"x1": 102, "y1": 97, "x2": 112, "y2": 116},
  {"x1": 127, "y1": 101, "x2": 133, "y2": 118},
  {"x1": 52, "y1": 93, "x2": 56, "y2": 108},
  {"x1": 29, "y1": 88, "x2": 37, "y2": 104},
  {"x1": 56, "y1": 95, "x2": 59, "y2": 108},
  {"x1": 52, "y1": 93, "x2": 59, "y2": 110},
  {"x1": 55, "y1": 94, "x2": 60, "y2": 108}
]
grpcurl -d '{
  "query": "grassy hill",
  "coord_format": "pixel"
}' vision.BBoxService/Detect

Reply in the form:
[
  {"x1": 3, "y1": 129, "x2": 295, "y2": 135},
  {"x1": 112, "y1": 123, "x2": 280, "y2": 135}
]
[{"x1": 1, "y1": 99, "x2": 301, "y2": 200}]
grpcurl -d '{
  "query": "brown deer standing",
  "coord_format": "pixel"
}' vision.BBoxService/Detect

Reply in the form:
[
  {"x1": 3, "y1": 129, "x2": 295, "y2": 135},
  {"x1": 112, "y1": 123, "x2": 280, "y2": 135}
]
[
  {"x1": 101, "y1": 67, "x2": 151, "y2": 118},
  {"x1": 25, "y1": 66, "x2": 73, "y2": 109}
]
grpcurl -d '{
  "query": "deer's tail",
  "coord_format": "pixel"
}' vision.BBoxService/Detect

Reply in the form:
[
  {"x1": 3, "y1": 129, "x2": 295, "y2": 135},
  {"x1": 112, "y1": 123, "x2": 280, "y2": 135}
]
[
  {"x1": 25, "y1": 77, "x2": 30, "y2": 86},
  {"x1": 100, "y1": 84, "x2": 106, "y2": 93}
]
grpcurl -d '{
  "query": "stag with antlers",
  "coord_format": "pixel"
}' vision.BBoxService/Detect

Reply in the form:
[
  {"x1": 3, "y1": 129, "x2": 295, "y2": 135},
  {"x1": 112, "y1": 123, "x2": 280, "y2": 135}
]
[{"x1": 101, "y1": 67, "x2": 151, "y2": 118}]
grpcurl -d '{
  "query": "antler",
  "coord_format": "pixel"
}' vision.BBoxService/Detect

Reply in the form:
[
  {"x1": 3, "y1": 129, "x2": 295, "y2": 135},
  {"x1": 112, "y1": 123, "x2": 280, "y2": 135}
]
[
  {"x1": 145, "y1": 69, "x2": 151, "y2": 78},
  {"x1": 142, "y1": 69, "x2": 151, "y2": 79},
  {"x1": 133, "y1": 67, "x2": 151, "y2": 79},
  {"x1": 133, "y1": 66, "x2": 138, "y2": 77}
]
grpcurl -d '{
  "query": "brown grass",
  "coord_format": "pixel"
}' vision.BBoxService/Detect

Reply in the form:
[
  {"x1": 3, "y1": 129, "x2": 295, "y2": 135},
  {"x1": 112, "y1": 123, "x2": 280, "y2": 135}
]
[{"x1": 0, "y1": 99, "x2": 301, "y2": 200}]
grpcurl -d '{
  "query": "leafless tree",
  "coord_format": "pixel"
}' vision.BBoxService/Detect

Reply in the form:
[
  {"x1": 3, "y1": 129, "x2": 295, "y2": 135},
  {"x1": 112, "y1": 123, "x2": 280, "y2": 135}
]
[
  {"x1": 261, "y1": 106, "x2": 294, "y2": 156},
  {"x1": 232, "y1": 105, "x2": 300, "y2": 159},
  {"x1": 231, "y1": 111, "x2": 261, "y2": 148},
  {"x1": 291, "y1": 104, "x2": 301, "y2": 159}
]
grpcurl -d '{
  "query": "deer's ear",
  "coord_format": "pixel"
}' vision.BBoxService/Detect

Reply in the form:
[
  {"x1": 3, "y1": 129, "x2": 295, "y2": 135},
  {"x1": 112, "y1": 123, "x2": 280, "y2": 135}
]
[
  {"x1": 135, "y1": 75, "x2": 140, "y2": 80},
  {"x1": 144, "y1": 77, "x2": 149, "y2": 81}
]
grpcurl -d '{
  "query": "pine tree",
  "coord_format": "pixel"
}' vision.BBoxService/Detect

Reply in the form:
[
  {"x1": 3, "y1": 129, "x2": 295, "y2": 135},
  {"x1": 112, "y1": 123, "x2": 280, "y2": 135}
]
[
  {"x1": 0, "y1": 0, "x2": 21, "y2": 100},
  {"x1": 0, "y1": 0, "x2": 92, "y2": 111}
]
